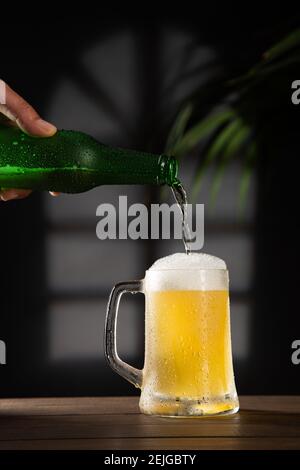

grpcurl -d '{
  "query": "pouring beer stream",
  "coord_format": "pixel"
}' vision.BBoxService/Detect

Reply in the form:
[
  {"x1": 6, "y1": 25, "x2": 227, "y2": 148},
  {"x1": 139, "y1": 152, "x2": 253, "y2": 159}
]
[{"x1": 171, "y1": 179, "x2": 192, "y2": 255}]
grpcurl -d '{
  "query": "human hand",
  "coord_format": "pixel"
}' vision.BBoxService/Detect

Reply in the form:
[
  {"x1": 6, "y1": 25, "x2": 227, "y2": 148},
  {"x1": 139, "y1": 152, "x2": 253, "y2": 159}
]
[{"x1": 0, "y1": 79, "x2": 59, "y2": 201}]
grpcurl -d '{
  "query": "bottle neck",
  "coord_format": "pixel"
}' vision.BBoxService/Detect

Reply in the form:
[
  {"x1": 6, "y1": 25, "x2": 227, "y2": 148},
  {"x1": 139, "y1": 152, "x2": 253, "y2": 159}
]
[{"x1": 157, "y1": 155, "x2": 178, "y2": 186}]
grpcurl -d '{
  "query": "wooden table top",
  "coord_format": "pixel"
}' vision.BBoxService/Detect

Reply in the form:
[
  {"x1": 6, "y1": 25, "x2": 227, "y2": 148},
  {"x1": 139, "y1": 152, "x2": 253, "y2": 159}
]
[{"x1": 0, "y1": 396, "x2": 299, "y2": 450}]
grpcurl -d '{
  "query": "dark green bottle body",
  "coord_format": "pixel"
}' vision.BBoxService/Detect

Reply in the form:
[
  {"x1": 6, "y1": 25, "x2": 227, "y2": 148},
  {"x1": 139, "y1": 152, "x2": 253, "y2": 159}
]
[{"x1": 0, "y1": 127, "x2": 178, "y2": 193}]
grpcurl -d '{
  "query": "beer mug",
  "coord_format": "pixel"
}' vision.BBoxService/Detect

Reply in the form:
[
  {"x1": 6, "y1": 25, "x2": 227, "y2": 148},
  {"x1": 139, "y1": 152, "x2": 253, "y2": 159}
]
[{"x1": 105, "y1": 253, "x2": 239, "y2": 416}]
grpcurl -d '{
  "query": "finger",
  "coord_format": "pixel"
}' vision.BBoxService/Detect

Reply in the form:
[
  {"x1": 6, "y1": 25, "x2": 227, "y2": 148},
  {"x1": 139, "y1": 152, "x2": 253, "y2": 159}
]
[
  {"x1": 0, "y1": 189, "x2": 32, "y2": 201},
  {"x1": 4, "y1": 83, "x2": 57, "y2": 137}
]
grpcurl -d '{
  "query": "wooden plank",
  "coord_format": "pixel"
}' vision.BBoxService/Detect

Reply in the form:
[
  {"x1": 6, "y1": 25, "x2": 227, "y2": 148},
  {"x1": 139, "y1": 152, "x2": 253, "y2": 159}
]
[
  {"x1": 0, "y1": 412, "x2": 299, "y2": 441},
  {"x1": 0, "y1": 397, "x2": 139, "y2": 416},
  {"x1": 241, "y1": 396, "x2": 300, "y2": 413},
  {"x1": 0, "y1": 396, "x2": 299, "y2": 450},
  {"x1": 0, "y1": 396, "x2": 299, "y2": 416},
  {"x1": 0, "y1": 411, "x2": 298, "y2": 428},
  {"x1": 0, "y1": 437, "x2": 299, "y2": 450},
  {"x1": 1, "y1": 410, "x2": 299, "y2": 427}
]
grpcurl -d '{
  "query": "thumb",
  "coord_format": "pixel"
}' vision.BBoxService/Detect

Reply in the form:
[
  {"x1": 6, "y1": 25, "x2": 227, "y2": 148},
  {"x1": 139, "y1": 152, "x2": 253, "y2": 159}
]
[{"x1": 3, "y1": 82, "x2": 57, "y2": 137}]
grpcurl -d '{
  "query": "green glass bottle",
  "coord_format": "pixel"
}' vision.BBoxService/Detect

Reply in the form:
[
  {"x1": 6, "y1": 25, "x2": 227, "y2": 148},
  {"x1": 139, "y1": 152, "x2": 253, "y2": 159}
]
[{"x1": 0, "y1": 126, "x2": 178, "y2": 193}]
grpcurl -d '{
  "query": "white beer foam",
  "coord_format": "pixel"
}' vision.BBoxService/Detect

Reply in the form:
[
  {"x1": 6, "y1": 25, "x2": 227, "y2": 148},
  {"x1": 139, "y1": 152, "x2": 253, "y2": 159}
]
[
  {"x1": 149, "y1": 252, "x2": 226, "y2": 270},
  {"x1": 145, "y1": 253, "x2": 228, "y2": 291}
]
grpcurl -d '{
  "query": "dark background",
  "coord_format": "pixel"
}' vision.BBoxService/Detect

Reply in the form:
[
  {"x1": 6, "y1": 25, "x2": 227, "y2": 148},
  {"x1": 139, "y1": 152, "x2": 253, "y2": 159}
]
[{"x1": 0, "y1": 12, "x2": 299, "y2": 397}]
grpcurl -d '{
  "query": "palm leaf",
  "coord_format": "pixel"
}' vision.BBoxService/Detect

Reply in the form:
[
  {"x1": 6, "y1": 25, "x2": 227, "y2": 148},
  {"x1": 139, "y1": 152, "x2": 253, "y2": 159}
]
[
  {"x1": 263, "y1": 29, "x2": 300, "y2": 61},
  {"x1": 165, "y1": 103, "x2": 193, "y2": 154},
  {"x1": 238, "y1": 141, "x2": 257, "y2": 216},
  {"x1": 209, "y1": 121, "x2": 251, "y2": 209},
  {"x1": 191, "y1": 116, "x2": 240, "y2": 200},
  {"x1": 228, "y1": 28, "x2": 300, "y2": 89},
  {"x1": 228, "y1": 51, "x2": 300, "y2": 90},
  {"x1": 172, "y1": 108, "x2": 235, "y2": 157},
  {"x1": 166, "y1": 27, "x2": 300, "y2": 210}
]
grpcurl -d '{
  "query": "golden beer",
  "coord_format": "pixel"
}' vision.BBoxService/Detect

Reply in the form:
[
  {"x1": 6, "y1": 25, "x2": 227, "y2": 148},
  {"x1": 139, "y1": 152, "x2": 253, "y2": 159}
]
[
  {"x1": 105, "y1": 253, "x2": 239, "y2": 416},
  {"x1": 141, "y1": 290, "x2": 237, "y2": 415}
]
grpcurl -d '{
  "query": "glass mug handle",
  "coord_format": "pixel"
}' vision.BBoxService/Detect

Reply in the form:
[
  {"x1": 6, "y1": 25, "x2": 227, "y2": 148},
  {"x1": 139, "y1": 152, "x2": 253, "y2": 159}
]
[{"x1": 104, "y1": 280, "x2": 143, "y2": 388}]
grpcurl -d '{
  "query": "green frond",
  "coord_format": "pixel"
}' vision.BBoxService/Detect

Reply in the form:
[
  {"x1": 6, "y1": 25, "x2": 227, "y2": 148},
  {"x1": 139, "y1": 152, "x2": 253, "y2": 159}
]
[
  {"x1": 263, "y1": 29, "x2": 300, "y2": 61},
  {"x1": 209, "y1": 122, "x2": 252, "y2": 209},
  {"x1": 191, "y1": 117, "x2": 240, "y2": 200},
  {"x1": 172, "y1": 108, "x2": 235, "y2": 158},
  {"x1": 165, "y1": 103, "x2": 193, "y2": 155},
  {"x1": 238, "y1": 141, "x2": 257, "y2": 216}
]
